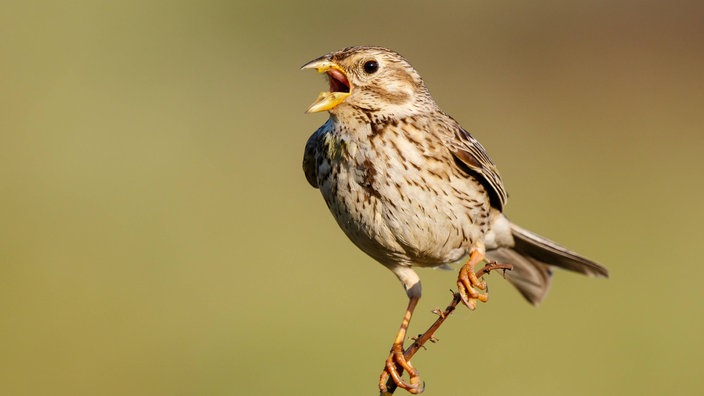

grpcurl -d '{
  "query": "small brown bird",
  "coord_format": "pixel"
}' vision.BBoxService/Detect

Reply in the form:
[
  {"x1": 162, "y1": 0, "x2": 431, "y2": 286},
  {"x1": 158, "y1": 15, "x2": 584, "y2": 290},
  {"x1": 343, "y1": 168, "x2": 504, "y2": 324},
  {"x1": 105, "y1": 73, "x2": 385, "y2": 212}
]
[{"x1": 301, "y1": 46, "x2": 608, "y2": 394}]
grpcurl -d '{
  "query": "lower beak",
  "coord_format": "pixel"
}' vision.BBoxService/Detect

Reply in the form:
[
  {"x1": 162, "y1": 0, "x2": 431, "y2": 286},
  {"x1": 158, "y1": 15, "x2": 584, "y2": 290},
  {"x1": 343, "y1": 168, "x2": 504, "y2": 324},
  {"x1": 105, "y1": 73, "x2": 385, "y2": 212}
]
[{"x1": 301, "y1": 57, "x2": 351, "y2": 113}]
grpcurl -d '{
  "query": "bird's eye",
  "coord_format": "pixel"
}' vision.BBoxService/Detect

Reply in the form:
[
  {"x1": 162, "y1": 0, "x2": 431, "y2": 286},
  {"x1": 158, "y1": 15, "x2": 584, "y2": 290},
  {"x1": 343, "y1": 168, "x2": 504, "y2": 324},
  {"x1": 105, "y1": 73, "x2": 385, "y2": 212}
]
[{"x1": 363, "y1": 60, "x2": 379, "y2": 74}]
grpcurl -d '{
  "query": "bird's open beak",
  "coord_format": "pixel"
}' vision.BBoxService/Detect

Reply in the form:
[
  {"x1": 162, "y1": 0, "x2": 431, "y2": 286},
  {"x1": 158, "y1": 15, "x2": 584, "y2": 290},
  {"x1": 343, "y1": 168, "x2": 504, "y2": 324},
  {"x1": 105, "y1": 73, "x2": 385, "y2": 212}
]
[{"x1": 301, "y1": 56, "x2": 351, "y2": 113}]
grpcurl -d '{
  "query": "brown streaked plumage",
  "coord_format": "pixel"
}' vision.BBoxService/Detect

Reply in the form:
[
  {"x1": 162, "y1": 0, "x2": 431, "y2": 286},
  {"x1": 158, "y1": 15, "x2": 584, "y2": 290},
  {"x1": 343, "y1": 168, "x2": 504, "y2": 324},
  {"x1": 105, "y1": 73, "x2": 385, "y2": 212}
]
[{"x1": 301, "y1": 46, "x2": 608, "y2": 394}]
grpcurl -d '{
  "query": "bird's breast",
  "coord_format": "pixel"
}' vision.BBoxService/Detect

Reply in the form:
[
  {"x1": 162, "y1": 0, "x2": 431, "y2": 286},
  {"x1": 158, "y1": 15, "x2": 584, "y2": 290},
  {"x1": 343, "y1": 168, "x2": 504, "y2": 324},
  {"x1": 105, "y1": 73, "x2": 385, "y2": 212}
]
[{"x1": 317, "y1": 120, "x2": 491, "y2": 268}]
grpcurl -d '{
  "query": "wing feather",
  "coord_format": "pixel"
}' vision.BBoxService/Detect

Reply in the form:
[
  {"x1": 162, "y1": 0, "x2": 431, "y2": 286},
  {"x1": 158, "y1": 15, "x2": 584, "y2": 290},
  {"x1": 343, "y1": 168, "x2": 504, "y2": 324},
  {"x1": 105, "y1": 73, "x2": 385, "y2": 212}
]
[
  {"x1": 302, "y1": 126, "x2": 326, "y2": 189},
  {"x1": 448, "y1": 126, "x2": 508, "y2": 211}
]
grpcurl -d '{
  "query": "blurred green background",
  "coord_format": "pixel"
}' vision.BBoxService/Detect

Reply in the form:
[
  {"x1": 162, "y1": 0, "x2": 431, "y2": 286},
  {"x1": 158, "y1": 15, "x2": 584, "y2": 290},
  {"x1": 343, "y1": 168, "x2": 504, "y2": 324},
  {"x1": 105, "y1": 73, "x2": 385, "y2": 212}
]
[{"x1": 1, "y1": 1, "x2": 703, "y2": 395}]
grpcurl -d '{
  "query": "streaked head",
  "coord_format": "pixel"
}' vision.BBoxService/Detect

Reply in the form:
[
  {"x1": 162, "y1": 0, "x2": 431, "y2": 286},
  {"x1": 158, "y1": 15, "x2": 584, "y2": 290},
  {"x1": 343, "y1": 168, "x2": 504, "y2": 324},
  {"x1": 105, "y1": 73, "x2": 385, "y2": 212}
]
[{"x1": 302, "y1": 46, "x2": 435, "y2": 120}]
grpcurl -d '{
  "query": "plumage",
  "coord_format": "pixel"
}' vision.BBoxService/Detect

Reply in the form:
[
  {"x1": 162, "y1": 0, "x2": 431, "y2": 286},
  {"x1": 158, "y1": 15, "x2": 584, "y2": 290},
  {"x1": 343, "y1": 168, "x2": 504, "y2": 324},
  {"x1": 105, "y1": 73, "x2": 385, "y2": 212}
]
[
  {"x1": 301, "y1": 46, "x2": 608, "y2": 393},
  {"x1": 303, "y1": 46, "x2": 607, "y2": 299}
]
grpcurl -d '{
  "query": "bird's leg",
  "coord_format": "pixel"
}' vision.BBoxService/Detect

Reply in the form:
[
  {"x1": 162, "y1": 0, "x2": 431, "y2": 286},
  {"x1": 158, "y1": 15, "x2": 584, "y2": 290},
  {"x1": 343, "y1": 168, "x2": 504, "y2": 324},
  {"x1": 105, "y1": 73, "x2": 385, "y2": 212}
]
[
  {"x1": 457, "y1": 249, "x2": 489, "y2": 310},
  {"x1": 379, "y1": 295, "x2": 424, "y2": 394},
  {"x1": 381, "y1": 262, "x2": 514, "y2": 395}
]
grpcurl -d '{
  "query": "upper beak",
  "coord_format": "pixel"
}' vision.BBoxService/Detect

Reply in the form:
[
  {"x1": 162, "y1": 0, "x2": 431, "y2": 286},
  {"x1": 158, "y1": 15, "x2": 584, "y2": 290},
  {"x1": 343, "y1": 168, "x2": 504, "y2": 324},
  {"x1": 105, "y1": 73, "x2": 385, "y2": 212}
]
[{"x1": 301, "y1": 56, "x2": 351, "y2": 113}]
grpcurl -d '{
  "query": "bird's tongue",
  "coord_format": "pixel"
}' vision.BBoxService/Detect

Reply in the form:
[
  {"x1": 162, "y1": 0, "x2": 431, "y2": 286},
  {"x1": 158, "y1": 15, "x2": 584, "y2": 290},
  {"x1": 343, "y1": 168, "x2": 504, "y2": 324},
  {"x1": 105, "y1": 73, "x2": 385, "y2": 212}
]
[{"x1": 327, "y1": 69, "x2": 350, "y2": 93}]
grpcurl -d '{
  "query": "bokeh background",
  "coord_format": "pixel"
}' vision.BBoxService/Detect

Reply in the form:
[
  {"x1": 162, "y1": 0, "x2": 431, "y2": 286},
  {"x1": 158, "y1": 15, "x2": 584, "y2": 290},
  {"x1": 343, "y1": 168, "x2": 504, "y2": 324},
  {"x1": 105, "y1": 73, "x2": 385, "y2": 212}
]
[{"x1": 2, "y1": 1, "x2": 703, "y2": 395}]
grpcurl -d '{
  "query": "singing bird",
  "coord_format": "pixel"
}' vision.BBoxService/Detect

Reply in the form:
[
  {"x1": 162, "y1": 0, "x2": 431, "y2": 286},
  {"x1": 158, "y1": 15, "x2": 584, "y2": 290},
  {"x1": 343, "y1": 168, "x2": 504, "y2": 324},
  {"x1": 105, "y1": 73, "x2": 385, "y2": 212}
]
[{"x1": 301, "y1": 46, "x2": 608, "y2": 393}]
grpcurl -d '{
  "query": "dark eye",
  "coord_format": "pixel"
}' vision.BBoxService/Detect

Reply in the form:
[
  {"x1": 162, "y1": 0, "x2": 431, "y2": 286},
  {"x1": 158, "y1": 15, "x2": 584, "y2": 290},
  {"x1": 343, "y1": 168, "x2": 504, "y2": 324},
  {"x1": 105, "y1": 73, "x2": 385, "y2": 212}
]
[{"x1": 363, "y1": 60, "x2": 379, "y2": 74}]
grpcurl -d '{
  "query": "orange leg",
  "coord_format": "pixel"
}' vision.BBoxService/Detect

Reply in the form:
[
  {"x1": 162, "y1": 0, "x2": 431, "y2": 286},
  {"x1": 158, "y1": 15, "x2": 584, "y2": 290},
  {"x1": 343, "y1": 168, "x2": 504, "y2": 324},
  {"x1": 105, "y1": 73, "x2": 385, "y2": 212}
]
[
  {"x1": 457, "y1": 249, "x2": 488, "y2": 310},
  {"x1": 379, "y1": 296, "x2": 424, "y2": 394}
]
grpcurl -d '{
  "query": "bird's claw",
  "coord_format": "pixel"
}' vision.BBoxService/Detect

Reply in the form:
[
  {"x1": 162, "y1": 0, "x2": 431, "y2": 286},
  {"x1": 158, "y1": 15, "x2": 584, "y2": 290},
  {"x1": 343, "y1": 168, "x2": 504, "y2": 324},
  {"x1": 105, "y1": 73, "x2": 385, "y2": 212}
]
[
  {"x1": 379, "y1": 344, "x2": 425, "y2": 394},
  {"x1": 456, "y1": 250, "x2": 489, "y2": 310}
]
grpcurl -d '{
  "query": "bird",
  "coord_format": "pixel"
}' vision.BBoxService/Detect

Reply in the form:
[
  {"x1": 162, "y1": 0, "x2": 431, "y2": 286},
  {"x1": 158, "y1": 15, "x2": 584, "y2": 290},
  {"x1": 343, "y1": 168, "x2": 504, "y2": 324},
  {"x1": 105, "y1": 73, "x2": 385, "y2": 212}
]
[{"x1": 301, "y1": 46, "x2": 608, "y2": 394}]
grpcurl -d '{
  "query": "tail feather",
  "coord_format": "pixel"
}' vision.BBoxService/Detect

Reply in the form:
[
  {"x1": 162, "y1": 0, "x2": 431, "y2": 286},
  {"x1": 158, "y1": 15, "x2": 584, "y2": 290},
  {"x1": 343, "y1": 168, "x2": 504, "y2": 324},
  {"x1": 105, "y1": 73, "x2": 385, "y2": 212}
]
[{"x1": 487, "y1": 223, "x2": 609, "y2": 305}]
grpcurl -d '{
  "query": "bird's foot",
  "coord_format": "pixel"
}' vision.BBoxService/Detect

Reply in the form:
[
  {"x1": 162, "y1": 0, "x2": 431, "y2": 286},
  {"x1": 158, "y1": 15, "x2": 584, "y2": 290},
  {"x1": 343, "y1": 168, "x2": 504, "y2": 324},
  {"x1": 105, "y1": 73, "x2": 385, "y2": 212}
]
[
  {"x1": 379, "y1": 343, "x2": 425, "y2": 394},
  {"x1": 456, "y1": 250, "x2": 489, "y2": 310}
]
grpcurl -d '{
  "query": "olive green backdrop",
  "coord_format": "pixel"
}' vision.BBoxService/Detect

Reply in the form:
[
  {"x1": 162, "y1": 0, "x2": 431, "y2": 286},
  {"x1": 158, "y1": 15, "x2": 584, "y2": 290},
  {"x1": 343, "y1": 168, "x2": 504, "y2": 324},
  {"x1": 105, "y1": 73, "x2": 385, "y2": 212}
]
[{"x1": 1, "y1": 1, "x2": 702, "y2": 395}]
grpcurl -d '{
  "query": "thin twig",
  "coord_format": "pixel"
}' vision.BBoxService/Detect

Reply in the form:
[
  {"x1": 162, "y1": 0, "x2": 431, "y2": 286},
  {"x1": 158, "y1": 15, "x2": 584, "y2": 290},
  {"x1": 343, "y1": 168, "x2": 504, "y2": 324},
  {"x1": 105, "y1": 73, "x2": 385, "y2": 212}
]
[{"x1": 381, "y1": 262, "x2": 513, "y2": 395}]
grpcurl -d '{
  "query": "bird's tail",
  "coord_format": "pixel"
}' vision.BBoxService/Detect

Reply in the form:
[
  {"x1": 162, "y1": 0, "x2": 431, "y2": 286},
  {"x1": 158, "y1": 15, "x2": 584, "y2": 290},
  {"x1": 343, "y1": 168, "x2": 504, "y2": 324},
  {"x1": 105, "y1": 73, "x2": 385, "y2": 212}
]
[{"x1": 486, "y1": 223, "x2": 609, "y2": 305}]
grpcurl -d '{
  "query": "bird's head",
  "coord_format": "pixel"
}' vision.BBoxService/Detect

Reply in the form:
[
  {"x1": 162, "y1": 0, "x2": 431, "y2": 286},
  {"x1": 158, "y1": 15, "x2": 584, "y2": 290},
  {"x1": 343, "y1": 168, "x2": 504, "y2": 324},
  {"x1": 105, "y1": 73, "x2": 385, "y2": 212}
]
[{"x1": 302, "y1": 46, "x2": 435, "y2": 120}]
